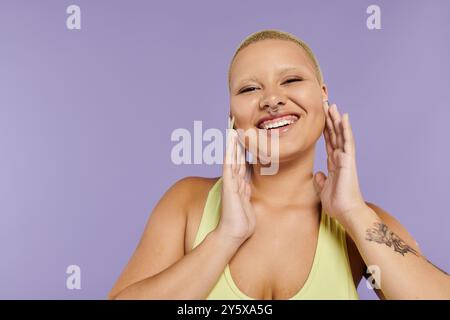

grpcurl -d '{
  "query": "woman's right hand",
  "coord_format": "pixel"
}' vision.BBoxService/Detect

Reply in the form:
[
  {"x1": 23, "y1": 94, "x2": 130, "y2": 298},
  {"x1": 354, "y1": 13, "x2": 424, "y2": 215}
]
[{"x1": 215, "y1": 129, "x2": 256, "y2": 247}]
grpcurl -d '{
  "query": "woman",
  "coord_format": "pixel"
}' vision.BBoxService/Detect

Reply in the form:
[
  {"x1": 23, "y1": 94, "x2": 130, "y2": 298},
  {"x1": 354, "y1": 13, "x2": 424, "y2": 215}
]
[{"x1": 108, "y1": 30, "x2": 449, "y2": 300}]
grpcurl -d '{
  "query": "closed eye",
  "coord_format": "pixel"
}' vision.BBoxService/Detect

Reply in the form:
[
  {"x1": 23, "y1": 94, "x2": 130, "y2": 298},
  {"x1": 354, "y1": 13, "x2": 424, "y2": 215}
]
[
  {"x1": 238, "y1": 87, "x2": 258, "y2": 94},
  {"x1": 283, "y1": 77, "x2": 303, "y2": 84},
  {"x1": 238, "y1": 77, "x2": 302, "y2": 94}
]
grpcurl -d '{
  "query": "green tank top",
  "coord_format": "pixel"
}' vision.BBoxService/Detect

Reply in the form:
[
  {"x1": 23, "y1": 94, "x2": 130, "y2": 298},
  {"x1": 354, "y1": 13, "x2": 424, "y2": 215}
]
[{"x1": 192, "y1": 177, "x2": 359, "y2": 300}]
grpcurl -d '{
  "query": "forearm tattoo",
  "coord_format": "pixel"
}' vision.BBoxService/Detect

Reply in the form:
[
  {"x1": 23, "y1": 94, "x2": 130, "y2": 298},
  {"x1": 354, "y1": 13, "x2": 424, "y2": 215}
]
[
  {"x1": 365, "y1": 222, "x2": 418, "y2": 256},
  {"x1": 365, "y1": 222, "x2": 448, "y2": 275}
]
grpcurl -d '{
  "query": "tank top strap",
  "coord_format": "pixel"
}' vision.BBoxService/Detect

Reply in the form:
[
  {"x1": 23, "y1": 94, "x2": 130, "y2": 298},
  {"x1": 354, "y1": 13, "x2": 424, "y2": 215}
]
[
  {"x1": 325, "y1": 213, "x2": 348, "y2": 247},
  {"x1": 316, "y1": 211, "x2": 358, "y2": 299},
  {"x1": 191, "y1": 177, "x2": 223, "y2": 250}
]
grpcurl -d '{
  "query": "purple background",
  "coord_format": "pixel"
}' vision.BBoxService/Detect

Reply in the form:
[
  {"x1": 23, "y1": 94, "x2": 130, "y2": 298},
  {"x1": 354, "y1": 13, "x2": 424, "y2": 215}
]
[{"x1": 1, "y1": 0, "x2": 449, "y2": 299}]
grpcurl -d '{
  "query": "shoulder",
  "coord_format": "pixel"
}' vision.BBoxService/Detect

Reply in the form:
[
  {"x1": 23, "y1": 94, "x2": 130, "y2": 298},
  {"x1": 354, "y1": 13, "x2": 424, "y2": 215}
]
[
  {"x1": 172, "y1": 176, "x2": 220, "y2": 201},
  {"x1": 137, "y1": 176, "x2": 220, "y2": 254},
  {"x1": 107, "y1": 176, "x2": 220, "y2": 299},
  {"x1": 149, "y1": 176, "x2": 220, "y2": 225},
  {"x1": 164, "y1": 176, "x2": 220, "y2": 206}
]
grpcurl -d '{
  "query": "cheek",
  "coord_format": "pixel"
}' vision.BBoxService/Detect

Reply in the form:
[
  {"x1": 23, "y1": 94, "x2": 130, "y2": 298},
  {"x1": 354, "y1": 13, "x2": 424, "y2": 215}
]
[
  {"x1": 287, "y1": 87, "x2": 325, "y2": 142},
  {"x1": 230, "y1": 97, "x2": 257, "y2": 129},
  {"x1": 288, "y1": 86, "x2": 321, "y2": 111},
  {"x1": 303, "y1": 111, "x2": 326, "y2": 144}
]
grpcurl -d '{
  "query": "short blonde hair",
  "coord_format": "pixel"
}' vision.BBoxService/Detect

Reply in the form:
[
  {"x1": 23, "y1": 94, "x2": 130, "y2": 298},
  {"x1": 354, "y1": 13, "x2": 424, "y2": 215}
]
[{"x1": 228, "y1": 29, "x2": 324, "y2": 90}]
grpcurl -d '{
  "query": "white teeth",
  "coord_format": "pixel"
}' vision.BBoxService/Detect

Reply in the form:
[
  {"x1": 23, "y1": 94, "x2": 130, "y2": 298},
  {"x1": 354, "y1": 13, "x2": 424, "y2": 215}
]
[{"x1": 261, "y1": 117, "x2": 298, "y2": 129}]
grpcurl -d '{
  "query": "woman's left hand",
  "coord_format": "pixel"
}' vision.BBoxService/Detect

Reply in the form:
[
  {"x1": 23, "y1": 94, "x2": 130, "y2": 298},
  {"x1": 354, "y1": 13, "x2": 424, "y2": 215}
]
[{"x1": 313, "y1": 102, "x2": 367, "y2": 224}]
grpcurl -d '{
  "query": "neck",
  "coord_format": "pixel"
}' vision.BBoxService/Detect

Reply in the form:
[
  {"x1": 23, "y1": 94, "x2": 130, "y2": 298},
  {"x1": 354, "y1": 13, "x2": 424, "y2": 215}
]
[{"x1": 249, "y1": 145, "x2": 321, "y2": 210}]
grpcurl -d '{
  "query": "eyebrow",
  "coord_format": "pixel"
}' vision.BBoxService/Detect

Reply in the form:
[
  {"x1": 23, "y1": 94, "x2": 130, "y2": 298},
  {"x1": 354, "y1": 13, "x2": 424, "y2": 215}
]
[{"x1": 276, "y1": 66, "x2": 304, "y2": 75}]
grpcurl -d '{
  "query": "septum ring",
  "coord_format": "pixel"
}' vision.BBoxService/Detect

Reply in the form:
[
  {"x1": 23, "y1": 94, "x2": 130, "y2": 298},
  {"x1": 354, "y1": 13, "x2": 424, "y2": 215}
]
[{"x1": 267, "y1": 105, "x2": 280, "y2": 115}]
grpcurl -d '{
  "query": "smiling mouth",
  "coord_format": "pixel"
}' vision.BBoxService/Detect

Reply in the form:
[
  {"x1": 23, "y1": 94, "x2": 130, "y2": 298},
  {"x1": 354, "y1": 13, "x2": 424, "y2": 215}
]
[{"x1": 257, "y1": 114, "x2": 300, "y2": 130}]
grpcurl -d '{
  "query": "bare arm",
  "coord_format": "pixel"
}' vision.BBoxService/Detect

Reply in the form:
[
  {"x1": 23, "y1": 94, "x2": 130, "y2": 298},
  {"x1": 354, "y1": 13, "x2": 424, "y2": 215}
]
[
  {"x1": 342, "y1": 202, "x2": 450, "y2": 300},
  {"x1": 108, "y1": 129, "x2": 254, "y2": 299},
  {"x1": 111, "y1": 230, "x2": 240, "y2": 299},
  {"x1": 319, "y1": 102, "x2": 449, "y2": 299},
  {"x1": 107, "y1": 177, "x2": 243, "y2": 299}
]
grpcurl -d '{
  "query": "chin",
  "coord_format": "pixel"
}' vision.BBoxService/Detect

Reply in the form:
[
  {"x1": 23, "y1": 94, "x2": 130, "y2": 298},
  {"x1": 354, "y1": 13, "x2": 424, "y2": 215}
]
[
  {"x1": 278, "y1": 145, "x2": 308, "y2": 162},
  {"x1": 253, "y1": 141, "x2": 308, "y2": 164}
]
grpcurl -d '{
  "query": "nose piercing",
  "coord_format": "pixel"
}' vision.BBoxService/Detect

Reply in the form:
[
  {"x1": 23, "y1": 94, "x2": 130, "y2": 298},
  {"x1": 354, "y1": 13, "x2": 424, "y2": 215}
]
[{"x1": 267, "y1": 105, "x2": 279, "y2": 115}]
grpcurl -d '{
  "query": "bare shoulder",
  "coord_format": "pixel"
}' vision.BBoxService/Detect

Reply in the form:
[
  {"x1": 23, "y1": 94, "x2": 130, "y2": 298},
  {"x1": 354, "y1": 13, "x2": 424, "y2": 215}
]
[
  {"x1": 167, "y1": 176, "x2": 219, "y2": 204},
  {"x1": 176, "y1": 175, "x2": 220, "y2": 193},
  {"x1": 108, "y1": 175, "x2": 219, "y2": 299},
  {"x1": 159, "y1": 176, "x2": 220, "y2": 214},
  {"x1": 152, "y1": 175, "x2": 220, "y2": 249},
  {"x1": 172, "y1": 176, "x2": 220, "y2": 211},
  {"x1": 154, "y1": 175, "x2": 220, "y2": 235}
]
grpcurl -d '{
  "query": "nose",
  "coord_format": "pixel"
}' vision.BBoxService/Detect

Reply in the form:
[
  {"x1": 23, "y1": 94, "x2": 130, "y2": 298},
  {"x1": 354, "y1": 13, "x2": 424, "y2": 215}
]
[{"x1": 259, "y1": 88, "x2": 287, "y2": 114}]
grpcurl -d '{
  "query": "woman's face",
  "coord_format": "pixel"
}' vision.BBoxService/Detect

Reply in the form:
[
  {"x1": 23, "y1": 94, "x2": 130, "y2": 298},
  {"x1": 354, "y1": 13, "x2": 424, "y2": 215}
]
[{"x1": 229, "y1": 39, "x2": 328, "y2": 163}]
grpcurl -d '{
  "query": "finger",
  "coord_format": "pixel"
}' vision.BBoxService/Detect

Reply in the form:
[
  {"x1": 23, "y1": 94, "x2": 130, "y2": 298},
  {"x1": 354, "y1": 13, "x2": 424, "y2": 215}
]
[
  {"x1": 237, "y1": 142, "x2": 246, "y2": 178},
  {"x1": 323, "y1": 128, "x2": 333, "y2": 168},
  {"x1": 235, "y1": 135, "x2": 244, "y2": 176},
  {"x1": 323, "y1": 125, "x2": 334, "y2": 158},
  {"x1": 236, "y1": 127, "x2": 245, "y2": 147},
  {"x1": 242, "y1": 181, "x2": 252, "y2": 208},
  {"x1": 232, "y1": 130, "x2": 238, "y2": 175},
  {"x1": 324, "y1": 131, "x2": 336, "y2": 173},
  {"x1": 342, "y1": 113, "x2": 355, "y2": 156},
  {"x1": 224, "y1": 129, "x2": 236, "y2": 175},
  {"x1": 245, "y1": 179, "x2": 251, "y2": 198},
  {"x1": 223, "y1": 129, "x2": 232, "y2": 172},
  {"x1": 329, "y1": 104, "x2": 344, "y2": 150},
  {"x1": 238, "y1": 171, "x2": 246, "y2": 194},
  {"x1": 244, "y1": 161, "x2": 252, "y2": 182},
  {"x1": 331, "y1": 104, "x2": 344, "y2": 150},
  {"x1": 242, "y1": 197, "x2": 253, "y2": 221},
  {"x1": 324, "y1": 103, "x2": 338, "y2": 149}
]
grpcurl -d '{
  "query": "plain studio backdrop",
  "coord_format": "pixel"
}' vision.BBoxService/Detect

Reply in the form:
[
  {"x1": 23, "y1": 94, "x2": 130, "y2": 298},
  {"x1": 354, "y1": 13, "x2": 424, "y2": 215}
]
[{"x1": 0, "y1": 0, "x2": 449, "y2": 299}]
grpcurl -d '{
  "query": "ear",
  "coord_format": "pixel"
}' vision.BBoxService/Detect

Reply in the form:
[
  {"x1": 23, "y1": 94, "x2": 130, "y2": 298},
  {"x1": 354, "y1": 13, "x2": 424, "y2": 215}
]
[{"x1": 321, "y1": 83, "x2": 329, "y2": 103}]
